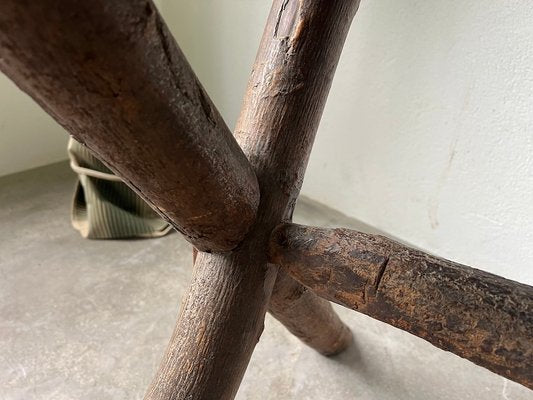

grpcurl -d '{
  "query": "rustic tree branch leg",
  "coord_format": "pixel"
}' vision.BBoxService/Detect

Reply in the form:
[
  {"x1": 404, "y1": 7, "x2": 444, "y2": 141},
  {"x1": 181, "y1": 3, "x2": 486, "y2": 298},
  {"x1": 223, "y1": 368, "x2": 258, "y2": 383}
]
[
  {"x1": 1, "y1": 0, "x2": 531, "y2": 395},
  {"x1": 0, "y1": 0, "x2": 259, "y2": 252},
  {"x1": 148, "y1": 1, "x2": 360, "y2": 398},
  {"x1": 146, "y1": 244, "x2": 277, "y2": 400},
  {"x1": 190, "y1": 0, "x2": 357, "y2": 361},
  {"x1": 270, "y1": 223, "x2": 533, "y2": 389},
  {"x1": 194, "y1": 247, "x2": 352, "y2": 357},
  {"x1": 269, "y1": 269, "x2": 352, "y2": 355},
  {"x1": 0, "y1": 0, "x2": 359, "y2": 394}
]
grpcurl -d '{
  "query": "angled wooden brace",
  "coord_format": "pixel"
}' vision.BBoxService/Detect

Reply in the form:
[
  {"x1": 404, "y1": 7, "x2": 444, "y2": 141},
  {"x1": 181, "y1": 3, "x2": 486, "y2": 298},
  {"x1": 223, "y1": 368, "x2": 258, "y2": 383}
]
[
  {"x1": 270, "y1": 223, "x2": 533, "y2": 389},
  {"x1": 2, "y1": 0, "x2": 530, "y2": 398}
]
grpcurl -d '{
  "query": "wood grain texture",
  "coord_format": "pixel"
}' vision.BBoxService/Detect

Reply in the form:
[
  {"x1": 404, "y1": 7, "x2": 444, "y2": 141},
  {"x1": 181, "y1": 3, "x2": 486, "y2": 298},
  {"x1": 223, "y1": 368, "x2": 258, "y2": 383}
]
[
  {"x1": 0, "y1": 0, "x2": 258, "y2": 252},
  {"x1": 236, "y1": 0, "x2": 360, "y2": 357},
  {"x1": 270, "y1": 223, "x2": 533, "y2": 389},
  {"x1": 270, "y1": 269, "x2": 353, "y2": 356},
  {"x1": 146, "y1": 1, "x2": 360, "y2": 398},
  {"x1": 145, "y1": 244, "x2": 278, "y2": 400},
  {"x1": 195, "y1": 249, "x2": 352, "y2": 356}
]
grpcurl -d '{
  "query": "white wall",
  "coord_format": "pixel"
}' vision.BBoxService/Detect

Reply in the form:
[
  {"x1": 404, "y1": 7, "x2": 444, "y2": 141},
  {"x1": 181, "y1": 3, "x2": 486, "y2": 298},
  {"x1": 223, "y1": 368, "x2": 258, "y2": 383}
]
[
  {"x1": 0, "y1": 74, "x2": 68, "y2": 176},
  {"x1": 161, "y1": 0, "x2": 533, "y2": 285},
  {"x1": 309, "y1": 0, "x2": 533, "y2": 285}
]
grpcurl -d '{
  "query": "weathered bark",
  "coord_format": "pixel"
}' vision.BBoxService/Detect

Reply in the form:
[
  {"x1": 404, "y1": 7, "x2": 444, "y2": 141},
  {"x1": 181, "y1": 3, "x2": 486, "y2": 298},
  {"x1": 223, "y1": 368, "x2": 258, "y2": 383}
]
[
  {"x1": 146, "y1": 243, "x2": 278, "y2": 400},
  {"x1": 194, "y1": 248, "x2": 352, "y2": 356},
  {"x1": 0, "y1": 0, "x2": 258, "y2": 252},
  {"x1": 270, "y1": 269, "x2": 352, "y2": 356},
  {"x1": 270, "y1": 223, "x2": 533, "y2": 389},
  {"x1": 146, "y1": 1, "x2": 360, "y2": 399},
  {"x1": 236, "y1": 0, "x2": 361, "y2": 357}
]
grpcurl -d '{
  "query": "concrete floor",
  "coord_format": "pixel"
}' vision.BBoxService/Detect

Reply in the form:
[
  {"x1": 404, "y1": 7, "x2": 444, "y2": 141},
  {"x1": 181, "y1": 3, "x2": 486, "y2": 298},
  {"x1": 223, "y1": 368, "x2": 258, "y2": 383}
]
[{"x1": 0, "y1": 161, "x2": 531, "y2": 400}]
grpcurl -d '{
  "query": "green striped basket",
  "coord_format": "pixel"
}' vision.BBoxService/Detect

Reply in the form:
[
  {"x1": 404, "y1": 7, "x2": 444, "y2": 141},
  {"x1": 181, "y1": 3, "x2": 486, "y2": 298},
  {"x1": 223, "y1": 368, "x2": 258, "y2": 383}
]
[{"x1": 68, "y1": 138, "x2": 171, "y2": 239}]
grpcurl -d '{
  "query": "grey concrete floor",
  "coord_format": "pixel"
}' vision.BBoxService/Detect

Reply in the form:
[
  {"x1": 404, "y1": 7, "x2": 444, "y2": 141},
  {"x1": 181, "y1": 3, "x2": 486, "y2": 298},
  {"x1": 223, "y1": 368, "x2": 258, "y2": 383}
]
[{"x1": 0, "y1": 162, "x2": 531, "y2": 400}]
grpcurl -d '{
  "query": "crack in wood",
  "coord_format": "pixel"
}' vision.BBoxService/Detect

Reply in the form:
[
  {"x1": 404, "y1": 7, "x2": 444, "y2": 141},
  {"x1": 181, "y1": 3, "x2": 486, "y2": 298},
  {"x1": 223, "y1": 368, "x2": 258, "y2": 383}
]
[
  {"x1": 274, "y1": 0, "x2": 299, "y2": 39},
  {"x1": 373, "y1": 256, "x2": 389, "y2": 293}
]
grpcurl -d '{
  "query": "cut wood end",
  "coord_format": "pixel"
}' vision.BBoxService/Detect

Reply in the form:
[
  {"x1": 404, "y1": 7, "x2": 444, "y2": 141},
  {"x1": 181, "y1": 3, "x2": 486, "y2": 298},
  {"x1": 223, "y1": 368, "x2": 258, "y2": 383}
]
[{"x1": 321, "y1": 323, "x2": 353, "y2": 357}]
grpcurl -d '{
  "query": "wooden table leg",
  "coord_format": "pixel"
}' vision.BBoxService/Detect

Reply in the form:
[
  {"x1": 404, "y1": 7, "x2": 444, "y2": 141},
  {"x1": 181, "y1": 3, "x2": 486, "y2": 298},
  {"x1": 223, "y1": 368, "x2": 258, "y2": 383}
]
[
  {"x1": 270, "y1": 223, "x2": 533, "y2": 389},
  {"x1": 0, "y1": 0, "x2": 259, "y2": 253},
  {"x1": 148, "y1": 1, "x2": 360, "y2": 398},
  {"x1": 194, "y1": 248, "x2": 353, "y2": 356},
  {"x1": 270, "y1": 269, "x2": 352, "y2": 356}
]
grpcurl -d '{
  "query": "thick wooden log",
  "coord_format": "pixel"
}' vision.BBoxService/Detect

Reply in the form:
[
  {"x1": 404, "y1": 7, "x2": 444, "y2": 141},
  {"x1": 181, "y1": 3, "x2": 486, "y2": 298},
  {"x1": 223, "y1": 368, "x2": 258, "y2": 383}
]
[
  {"x1": 269, "y1": 223, "x2": 533, "y2": 388},
  {"x1": 0, "y1": 0, "x2": 259, "y2": 252},
  {"x1": 146, "y1": 1, "x2": 360, "y2": 398}
]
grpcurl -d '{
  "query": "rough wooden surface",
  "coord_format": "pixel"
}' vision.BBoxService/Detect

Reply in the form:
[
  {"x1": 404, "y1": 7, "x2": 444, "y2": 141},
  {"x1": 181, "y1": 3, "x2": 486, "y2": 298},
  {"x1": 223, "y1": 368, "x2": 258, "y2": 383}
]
[
  {"x1": 270, "y1": 223, "x2": 533, "y2": 389},
  {"x1": 196, "y1": 247, "x2": 353, "y2": 356},
  {"x1": 0, "y1": 0, "x2": 258, "y2": 252},
  {"x1": 146, "y1": 1, "x2": 360, "y2": 398},
  {"x1": 236, "y1": 0, "x2": 360, "y2": 357},
  {"x1": 145, "y1": 245, "x2": 278, "y2": 400},
  {"x1": 270, "y1": 269, "x2": 352, "y2": 356},
  {"x1": 196, "y1": 250, "x2": 352, "y2": 358}
]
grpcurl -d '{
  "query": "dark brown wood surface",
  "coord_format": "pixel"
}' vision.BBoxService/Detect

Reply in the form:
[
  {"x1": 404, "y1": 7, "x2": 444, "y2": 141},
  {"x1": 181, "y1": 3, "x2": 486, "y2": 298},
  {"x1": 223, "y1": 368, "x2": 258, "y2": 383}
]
[
  {"x1": 236, "y1": 0, "x2": 361, "y2": 357},
  {"x1": 0, "y1": 0, "x2": 259, "y2": 252},
  {"x1": 270, "y1": 223, "x2": 533, "y2": 389},
  {"x1": 146, "y1": 1, "x2": 360, "y2": 398},
  {"x1": 1, "y1": 0, "x2": 530, "y2": 396},
  {"x1": 194, "y1": 249, "x2": 352, "y2": 358},
  {"x1": 270, "y1": 269, "x2": 352, "y2": 356}
]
